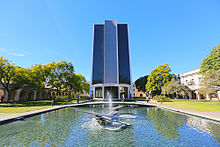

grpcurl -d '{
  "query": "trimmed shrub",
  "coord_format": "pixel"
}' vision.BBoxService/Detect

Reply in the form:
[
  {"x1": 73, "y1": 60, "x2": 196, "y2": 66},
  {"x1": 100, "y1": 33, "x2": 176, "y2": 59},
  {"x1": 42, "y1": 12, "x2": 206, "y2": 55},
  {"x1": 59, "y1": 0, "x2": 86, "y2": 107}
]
[
  {"x1": 152, "y1": 95, "x2": 171, "y2": 102},
  {"x1": 55, "y1": 95, "x2": 72, "y2": 102}
]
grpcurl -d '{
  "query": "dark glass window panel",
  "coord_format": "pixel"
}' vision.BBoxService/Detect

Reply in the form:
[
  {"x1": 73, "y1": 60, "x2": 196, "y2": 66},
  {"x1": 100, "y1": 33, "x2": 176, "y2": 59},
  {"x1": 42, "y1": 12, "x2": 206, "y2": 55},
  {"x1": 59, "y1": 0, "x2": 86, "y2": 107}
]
[
  {"x1": 104, "y1": 86, "x2": 118, "y2": 99},
  {"x1": 117, "y1": 24, "x2": 131, "y2": 84},
  {"x1": 92, "y1": 25, "x2": 104, "y2": 84},
  {"x1": 104, "y1": 20, "x2": 118, "y2": 84}
]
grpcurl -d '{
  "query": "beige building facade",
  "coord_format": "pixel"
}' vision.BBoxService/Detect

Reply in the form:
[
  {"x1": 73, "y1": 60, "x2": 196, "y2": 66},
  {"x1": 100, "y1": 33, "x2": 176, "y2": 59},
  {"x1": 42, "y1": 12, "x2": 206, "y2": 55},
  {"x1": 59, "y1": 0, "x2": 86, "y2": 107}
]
[
  {"x1": 179, "y1": 69, "x2": 219, "y2": 100},
  {"x1": 0, "y1": 84, "x2": 90, "y2": 102},
  {"x1": 132, "y1": 83, "x2": 146, "y2": 98}
]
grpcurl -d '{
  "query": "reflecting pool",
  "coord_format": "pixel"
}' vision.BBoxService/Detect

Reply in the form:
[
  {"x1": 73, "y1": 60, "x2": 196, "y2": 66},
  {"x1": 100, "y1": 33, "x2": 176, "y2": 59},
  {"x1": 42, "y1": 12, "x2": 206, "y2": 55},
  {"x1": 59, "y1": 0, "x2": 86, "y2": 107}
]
[{"x1": 0, "y1": 105, "x2": 219, "y2": 146}]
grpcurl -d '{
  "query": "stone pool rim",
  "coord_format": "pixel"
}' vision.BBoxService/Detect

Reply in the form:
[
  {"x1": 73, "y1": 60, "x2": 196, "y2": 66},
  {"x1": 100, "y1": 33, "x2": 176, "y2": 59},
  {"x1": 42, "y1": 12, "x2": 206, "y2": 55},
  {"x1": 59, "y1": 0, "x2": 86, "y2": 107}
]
[{"x1": 0, "y1": 101, "x2": 220, "y2": 125}]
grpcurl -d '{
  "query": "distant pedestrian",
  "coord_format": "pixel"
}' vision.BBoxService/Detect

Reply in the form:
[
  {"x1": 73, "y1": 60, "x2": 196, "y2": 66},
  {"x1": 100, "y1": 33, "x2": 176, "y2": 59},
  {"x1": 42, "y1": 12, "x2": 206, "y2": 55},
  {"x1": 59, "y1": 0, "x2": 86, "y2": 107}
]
[
  {"x1": 90, "y1": 91, "x2": 93, "y2": 102},
  {"x1": 51, "y1": 99, "x2": 54, "y2": 107},
  {"x1": 146, "y1": 95, "x2": 149, "y2": 103},
  {"x1": 145, "y1": 92, "x2": 149, "y2": 103},
  {"x1": 1, "y1": 95, "x2": 5, "y2": 103},
  {"x1": 121, "y1": 94, "x2": 125, "y2": 102},
  {"x1": 77, "y1": 94, "x2": 80, "y2": 104}
]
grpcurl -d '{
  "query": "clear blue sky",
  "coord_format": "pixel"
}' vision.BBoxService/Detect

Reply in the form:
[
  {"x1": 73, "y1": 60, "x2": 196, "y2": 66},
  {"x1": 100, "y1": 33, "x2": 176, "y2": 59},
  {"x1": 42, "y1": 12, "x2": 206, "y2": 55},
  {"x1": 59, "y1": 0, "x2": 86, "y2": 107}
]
[{"x1": 0, "y1": 0, "x2": 220, "y2": 81}]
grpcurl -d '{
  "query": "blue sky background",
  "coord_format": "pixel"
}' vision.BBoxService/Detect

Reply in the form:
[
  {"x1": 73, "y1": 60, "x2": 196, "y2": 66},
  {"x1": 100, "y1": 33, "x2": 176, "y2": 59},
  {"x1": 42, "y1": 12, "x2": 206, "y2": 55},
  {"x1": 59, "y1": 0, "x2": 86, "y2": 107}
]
[{"x1": 0, "y1": 0, "x2": 220, "y2": 81}]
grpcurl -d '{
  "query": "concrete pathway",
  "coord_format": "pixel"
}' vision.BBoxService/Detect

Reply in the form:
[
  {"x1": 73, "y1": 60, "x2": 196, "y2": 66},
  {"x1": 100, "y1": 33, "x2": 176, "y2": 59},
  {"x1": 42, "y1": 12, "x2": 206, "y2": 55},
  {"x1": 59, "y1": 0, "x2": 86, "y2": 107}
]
[{"x1": 0, "y1": 101, "x2": 220, "y2": 125}]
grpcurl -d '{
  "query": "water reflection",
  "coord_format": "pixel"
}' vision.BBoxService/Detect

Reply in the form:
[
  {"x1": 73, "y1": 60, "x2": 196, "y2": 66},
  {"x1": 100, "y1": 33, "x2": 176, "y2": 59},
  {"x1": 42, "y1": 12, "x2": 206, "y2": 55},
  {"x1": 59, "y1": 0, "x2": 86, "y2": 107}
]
[
  {"x1": 146, "y1": 108, "x2": 220, "y2": 145},
  {"x1": 82, "y1": 105, "x2": 136, "y2": 146},
  {"x1": 147, "y1": 108, "x2": 187, "y2": 141},
  {"x1": 0, "y1": 108, "x2": 82, "y2": 146},
  {"x1": 186, "y1": 116, "x2": 220, "y2": 143},
  {"x1": 0, "y1": 105, "x2": 219, "y2": 146}
]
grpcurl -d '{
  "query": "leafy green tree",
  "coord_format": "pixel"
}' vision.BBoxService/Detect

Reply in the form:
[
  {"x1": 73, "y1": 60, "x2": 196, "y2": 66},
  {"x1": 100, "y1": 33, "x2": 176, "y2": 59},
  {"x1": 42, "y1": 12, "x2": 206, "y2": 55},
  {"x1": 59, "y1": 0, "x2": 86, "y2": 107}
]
[
  {"x1": 65, "y1": 73, "x2": 89, "y2": 95},
  {"x1": 0, "y1": 56, "x2": 28, "y2": 101},
  {"x1": 200, "y1": 44, "x2": 220, "y2": 74},
  {"x1": 75, "y1": 74, "x2": 90, "y2": 94},
  {"x1": 23, "y1": 64, "x2": 48, "y2": 99},
  {"x1": 199, "y1": 69, "x2": 220, "y2": 95},
  {"x1": 46, "y1": 60, "x2": 74, "y2": 95},
  {"x1": 135, "y1": 75, "x2": 148, "y2": 92},
  {"x1": 162, "y1": 78, "x2": 190, "y2": 98},
  {"x1": 145, "y1": 64, "x2": 175, "y2": 96}
]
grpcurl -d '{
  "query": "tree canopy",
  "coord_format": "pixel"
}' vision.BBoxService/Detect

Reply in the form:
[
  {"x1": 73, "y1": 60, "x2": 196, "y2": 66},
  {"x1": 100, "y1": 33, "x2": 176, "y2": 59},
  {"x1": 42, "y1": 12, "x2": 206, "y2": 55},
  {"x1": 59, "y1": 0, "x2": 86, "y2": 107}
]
[
  {"x1": 46, "y1": 60, "x2": 75, "y2": 95},
  {"x1": 162, "y1": 78, "x2": 190, "y2": 98},
  {"x1": 145, "y1": 64, "x2": 175, "y2": 96},
  {"x1": 134, "y1": 75, "x2": 148, "y2": 92},
  {"x1": 200, "y1": 44, "x2": 220, "y2": 74},
  {"x1": 199, "y1": 69, "x2": 220, "y2": 95},
  {"x1": 0, "y1": 56, "x2": 89, "y2": 101}
]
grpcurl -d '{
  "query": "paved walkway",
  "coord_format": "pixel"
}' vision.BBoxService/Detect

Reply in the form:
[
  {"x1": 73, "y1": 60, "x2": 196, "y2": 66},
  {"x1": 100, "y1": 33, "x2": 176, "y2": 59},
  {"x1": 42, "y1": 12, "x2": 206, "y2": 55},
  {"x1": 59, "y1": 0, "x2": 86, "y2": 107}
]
[{"x1": 0, "y1": 101, "x2": 220, "y2": 125}]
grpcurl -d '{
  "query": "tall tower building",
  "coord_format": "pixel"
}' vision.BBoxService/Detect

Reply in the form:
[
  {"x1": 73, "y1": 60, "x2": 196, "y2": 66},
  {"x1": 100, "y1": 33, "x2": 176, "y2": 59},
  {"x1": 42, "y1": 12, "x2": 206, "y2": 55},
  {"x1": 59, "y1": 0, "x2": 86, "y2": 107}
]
[{"x1": 91, "y1": 20, "x2": 132, "y2": 100}]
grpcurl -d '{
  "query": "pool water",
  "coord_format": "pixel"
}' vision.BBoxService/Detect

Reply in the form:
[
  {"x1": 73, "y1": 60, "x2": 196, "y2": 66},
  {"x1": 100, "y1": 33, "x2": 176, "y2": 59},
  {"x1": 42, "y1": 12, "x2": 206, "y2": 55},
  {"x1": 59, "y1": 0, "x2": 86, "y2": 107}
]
[{"x1": 0, "y1": 105, "x2": 219, "y2": 146}]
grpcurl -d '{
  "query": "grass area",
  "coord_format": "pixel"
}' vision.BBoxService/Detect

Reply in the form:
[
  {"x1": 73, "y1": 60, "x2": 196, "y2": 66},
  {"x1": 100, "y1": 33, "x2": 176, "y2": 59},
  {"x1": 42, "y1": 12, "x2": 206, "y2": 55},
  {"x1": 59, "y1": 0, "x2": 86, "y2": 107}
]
[
  {"x1": 0, "y1": 98, "x2": 90, "y2": 113},
  {"x1": 159, "y1": 99, "x2": 220, "y2": 112},
  {"x1": 19, "y1": 100, "x2": 70, "y2": 105},
  {"x1": 0, "y1": 100, "x2": 69, "y2": 106},
  {"x1": 0, "y1": 98, "x2": 90, "y2": 106},
  {"x1": 0, "y1": 106, "x2": 49, "y2": 113}
]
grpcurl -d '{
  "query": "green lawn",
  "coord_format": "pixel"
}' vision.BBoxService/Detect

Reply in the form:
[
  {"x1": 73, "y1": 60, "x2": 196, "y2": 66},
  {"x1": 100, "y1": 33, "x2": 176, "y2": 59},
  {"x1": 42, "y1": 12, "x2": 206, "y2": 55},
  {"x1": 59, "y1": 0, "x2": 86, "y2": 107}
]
[
  {"x1": 160, "y1": 100, "x2": 220, "y2": 112},
  {"x1": 1, "y1": 98, "x2": 90, "y2": 106},
  {"x1": 0, "y1": 106, "x2": 49, "y2": 113},
  {"x1": 0, "y1": 98, "x2": 90, "y2": 113},
  {"x1": 19, "y1": 100, "x2": 70, "y2": 105}
]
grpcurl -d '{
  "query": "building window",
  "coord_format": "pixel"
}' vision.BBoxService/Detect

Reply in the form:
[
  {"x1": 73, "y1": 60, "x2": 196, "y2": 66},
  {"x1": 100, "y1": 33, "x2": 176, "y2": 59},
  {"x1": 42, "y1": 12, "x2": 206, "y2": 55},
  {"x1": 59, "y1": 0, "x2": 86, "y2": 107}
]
[
  {"x1": 92, "y1": 25, "x2": 104, "y2": 84},
  {"x1": 118, "y1": 24, "x2": 130, "y2": 84}
]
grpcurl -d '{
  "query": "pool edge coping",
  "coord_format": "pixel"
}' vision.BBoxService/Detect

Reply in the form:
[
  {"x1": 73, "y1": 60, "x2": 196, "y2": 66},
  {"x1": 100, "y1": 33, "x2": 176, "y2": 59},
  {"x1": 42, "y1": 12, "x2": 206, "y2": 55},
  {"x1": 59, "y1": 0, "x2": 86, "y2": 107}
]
[{"x1": 0, "y1": 101, "x2": 220, "y2": 125}]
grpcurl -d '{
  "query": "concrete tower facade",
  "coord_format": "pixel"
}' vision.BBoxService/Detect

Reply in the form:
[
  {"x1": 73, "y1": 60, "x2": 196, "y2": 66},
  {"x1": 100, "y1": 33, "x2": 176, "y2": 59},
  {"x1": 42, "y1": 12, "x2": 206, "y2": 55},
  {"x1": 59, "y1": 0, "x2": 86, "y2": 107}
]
[{"x1": 91, "y1": 20, "x2": 132, "y2": 100}]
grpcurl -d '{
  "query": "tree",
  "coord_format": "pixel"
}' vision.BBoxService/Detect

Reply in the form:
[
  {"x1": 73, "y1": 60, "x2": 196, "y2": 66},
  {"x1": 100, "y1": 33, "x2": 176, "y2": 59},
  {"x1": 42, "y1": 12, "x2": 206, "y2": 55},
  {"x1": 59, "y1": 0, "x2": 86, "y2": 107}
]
[
  {"x1": 199, "y1": 69, "x2": 220, "y2": 96},
  {"x1": 24, "y1": 64, "x2": 48, "y2": 100},
  {"x1": 135, "y1": 75, "x2": 148, "y2": 92},
  {"x1": 0, "y1": 56, "x2": 27, "y2": 101},
  {"x1": 46, "y1": 60, "x2": 74, "y2": 95},
  {"x1": 162, "y1": 78, "x2": 190, "y2": 99},
  {"x1": 65, "y1": 73, "x2": 90, "y2": 95},
  {"x1": 75, "y1": 74, "x2": 90, "y2": 94},
  {"x1": 200, "y1": 44, "x2": 220, "y2": 74},
  {"x1": 145, "y1": 64, "x2": 175, "y2": 96}
]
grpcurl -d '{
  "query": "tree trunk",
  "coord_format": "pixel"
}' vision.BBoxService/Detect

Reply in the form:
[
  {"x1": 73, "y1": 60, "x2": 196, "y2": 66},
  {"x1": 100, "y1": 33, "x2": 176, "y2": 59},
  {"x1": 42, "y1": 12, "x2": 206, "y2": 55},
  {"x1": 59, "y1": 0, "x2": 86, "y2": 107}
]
[
  {"x1": 6, "y1": 90, "x2": 10, "y2": 102},
  {"x1": 56, "y1": 88, "x2": 59, "y2": 96},
  {"x1": 25, "y1": 91, "x2": 30, "y2": 101},
  {"x1": 33, "y1": 91, "x2": 37, "y2": 101},
  {"x1": 16, "y1": 89, "x2": 22, "y2": 102}
]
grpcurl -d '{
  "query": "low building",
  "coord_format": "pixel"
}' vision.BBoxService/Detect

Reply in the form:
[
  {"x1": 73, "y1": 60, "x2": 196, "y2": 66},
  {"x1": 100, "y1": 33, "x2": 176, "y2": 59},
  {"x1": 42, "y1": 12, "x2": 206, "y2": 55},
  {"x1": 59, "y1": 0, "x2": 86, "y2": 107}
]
[
  {"x1": 179, "y1": 69, "x2": 219, "y2": 100},
  {"x1": 0, "y1": 84, "x2": 90, "y2": 102},
  {"x1": 133, "y1": 83, "x2": 146, "y2": 98}
]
